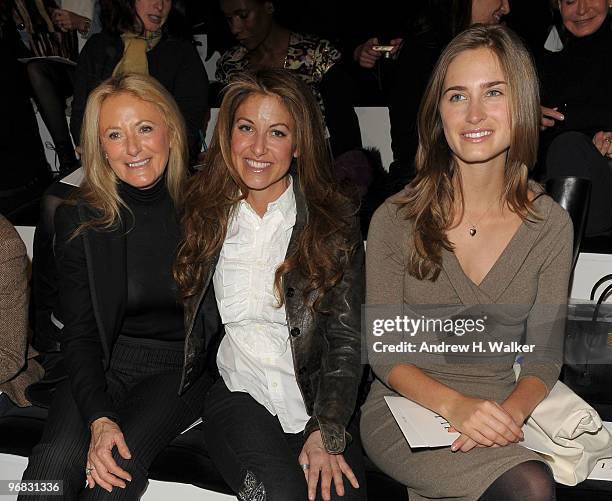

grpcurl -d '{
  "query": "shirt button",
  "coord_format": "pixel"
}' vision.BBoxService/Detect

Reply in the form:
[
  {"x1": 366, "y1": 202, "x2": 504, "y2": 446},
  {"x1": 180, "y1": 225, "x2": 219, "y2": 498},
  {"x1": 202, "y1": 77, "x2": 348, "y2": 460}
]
[
  {"x1": 272, "y1": 382, "x2": 278, "y2": 388},
  {"x1": 290, "y1": 327, "x2": 300, "y2": 337}
]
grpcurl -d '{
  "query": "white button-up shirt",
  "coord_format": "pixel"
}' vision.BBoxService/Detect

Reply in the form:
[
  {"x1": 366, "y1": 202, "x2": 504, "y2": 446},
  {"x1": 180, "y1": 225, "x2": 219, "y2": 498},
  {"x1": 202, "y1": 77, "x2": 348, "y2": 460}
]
[{"x1": 213, "y1": 179, "x2": 310, "y2": 433}]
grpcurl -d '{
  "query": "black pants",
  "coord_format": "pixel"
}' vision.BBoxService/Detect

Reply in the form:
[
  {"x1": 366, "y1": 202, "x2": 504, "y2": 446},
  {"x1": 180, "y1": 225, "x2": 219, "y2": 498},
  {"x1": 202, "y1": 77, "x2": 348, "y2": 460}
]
[
  {"x1": 19, "y1": 337, "x2": 212, "y2": 501},
  {"x1": 546, "y1": 131, "x2": 612, "y2": 237},
  {"x1": 26, "y1": 59, "x2": 77, "y2": 173},
  {"x1": 32, "y1": 180, "x2": 76, "y2": 352},
  {"x1": 203, "y1": 379, "x2": 367, "y2": 501}
]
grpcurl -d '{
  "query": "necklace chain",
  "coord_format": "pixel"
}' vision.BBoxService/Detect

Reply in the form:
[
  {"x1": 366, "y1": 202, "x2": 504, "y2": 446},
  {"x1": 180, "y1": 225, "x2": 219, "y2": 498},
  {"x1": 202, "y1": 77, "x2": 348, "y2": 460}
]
[{"x1": 465, "y1": 198, "x2": 500, "y2": 237}]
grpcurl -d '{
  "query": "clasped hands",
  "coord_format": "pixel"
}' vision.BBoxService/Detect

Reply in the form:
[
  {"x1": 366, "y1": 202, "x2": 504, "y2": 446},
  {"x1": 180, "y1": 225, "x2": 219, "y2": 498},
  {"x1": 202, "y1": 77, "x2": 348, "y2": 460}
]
[
  {"x1": 51, "y1": 9, "x2": 90, "y2": 34},
  {"x1": 85, "y1": 417, "x2": 132, "y2": 492},
  {"x1": 445, "y1": 396, "x2": 525, "y2": 453}
]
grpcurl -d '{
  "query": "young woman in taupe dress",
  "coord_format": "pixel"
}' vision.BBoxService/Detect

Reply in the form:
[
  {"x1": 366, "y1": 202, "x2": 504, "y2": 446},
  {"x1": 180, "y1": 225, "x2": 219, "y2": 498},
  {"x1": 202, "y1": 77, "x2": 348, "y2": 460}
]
[{"x1": 361, "y1": 25, "x2": 572, "y2": 501}]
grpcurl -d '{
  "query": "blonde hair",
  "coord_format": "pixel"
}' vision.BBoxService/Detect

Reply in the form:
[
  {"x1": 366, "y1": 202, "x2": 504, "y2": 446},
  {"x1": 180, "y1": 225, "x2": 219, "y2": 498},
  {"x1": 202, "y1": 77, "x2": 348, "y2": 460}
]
[
  {"x1": 398, "y1": 24, "x2": 541, "y2": 280},
  {"x1": 78, "y1": 73, "x2": 188, "y2": 230}
]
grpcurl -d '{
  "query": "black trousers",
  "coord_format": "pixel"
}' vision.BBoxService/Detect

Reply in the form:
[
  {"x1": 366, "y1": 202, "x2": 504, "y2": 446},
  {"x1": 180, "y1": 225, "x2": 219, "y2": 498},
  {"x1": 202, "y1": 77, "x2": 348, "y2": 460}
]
[
  {"x1": 26, "y1": 58, "x2": 76, "y2": 172},
  {"x1": 19, "y1": 336, "x2": 212, "y2": 501},
  {"x1": 546, "y1": 131, "x2": 612, "y2": 237},
  {"x1": 203, "y1": 379, "x2": 367, "y2": 501}
]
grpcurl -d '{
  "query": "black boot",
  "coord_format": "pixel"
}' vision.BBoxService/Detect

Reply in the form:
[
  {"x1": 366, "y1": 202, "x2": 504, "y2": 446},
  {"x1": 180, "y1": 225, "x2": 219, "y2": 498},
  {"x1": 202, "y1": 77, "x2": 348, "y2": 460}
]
[{"x1": 545, "y1": 176, "x2": 591, "y2": 272}]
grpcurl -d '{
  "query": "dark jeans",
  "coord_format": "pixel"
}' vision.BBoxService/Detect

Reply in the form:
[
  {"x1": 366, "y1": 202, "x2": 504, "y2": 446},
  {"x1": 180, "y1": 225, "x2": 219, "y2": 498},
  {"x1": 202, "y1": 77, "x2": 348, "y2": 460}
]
[
  {"x1": 546, "y1": 131, "x2": 612, "y2": 237},
  {"x1": 203, "y1": 379, "x2": 367, "y2": 501},
  {"x1": 19, "y1": 336, "x2": 212, "y2": 501}
]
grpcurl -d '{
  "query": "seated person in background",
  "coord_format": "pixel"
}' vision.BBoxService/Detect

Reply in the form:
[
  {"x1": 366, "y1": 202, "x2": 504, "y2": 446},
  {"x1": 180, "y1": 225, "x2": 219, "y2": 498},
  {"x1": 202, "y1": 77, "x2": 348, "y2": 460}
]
[
  {"x1": 538, "y1": 0, "x2": 612, "y2": 237},
  {"x1": 0, "y1": 215, "x2": 44, "y2": 415},
  {"x1": 19, "y1": 0, "x2": 97, "y2": 177},
  {"x1": 361, "y1": 25, "x2": 571, "y2": 501},
  {"x1": 175, "y1": 69, "x2": 366, "y2": 501},
  {"x1": 216, "y1": 0, "x2": 362, "y2": 158},
  {"x1": 70, "y1": 0, "x2": 209, "y2": 165},
  {"x1": 19, "y1": 74, "x2": 215, "y2": 501},
  {"x1": 0, "y1": 4, "x2": 52, "y2": 218},
  {"x1": 354, "y1": 0, "x2": 510, "y2": 188}
]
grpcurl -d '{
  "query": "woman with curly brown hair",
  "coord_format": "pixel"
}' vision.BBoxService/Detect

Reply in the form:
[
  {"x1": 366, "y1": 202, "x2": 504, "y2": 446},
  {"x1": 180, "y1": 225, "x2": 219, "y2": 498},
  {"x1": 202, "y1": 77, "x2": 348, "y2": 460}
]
[{"x1": 174, "y1": 68, "x2": 366, "y2": 501}]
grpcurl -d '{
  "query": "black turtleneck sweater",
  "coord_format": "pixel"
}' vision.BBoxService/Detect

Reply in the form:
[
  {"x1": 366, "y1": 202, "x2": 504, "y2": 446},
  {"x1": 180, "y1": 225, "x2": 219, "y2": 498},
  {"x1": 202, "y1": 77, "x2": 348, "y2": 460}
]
[
  {"x1": 537, "y1": 20, "x2": 612, "y2": 142},
  {"x1": 118, "y1": 180, "x2": 184, "y2": 342}
]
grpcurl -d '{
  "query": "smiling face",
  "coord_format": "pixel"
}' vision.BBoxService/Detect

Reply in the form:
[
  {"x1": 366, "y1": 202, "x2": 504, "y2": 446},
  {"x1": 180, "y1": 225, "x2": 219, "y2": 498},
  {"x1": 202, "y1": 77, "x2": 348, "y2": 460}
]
[
  {"x1": 100, "y1": 92, "x2": 170, "y2": 190},
  {"x1": 470, "y1": 0, "x2": 510, "y2": 24},
  {"x1": 135, "y1": 0, "x2": 172, "y2": 32},
  {"x1": 439, "y1": 47, "x2": 511, "y2": 171},
  {"x1": 230, "y1": 92, "x2": 296, "y2": 206},
  {"x1": 220, "y1": 0, "x2": 274, "y2": 50},
  {"x1": 559, "y1": 0, "x2": 610, "y2": 38}
]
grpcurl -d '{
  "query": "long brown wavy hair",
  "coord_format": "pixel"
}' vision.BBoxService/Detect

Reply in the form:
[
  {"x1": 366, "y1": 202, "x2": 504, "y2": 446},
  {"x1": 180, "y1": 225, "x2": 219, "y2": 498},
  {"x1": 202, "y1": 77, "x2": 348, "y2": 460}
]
[
  {"x1": 398, "y1": 24, "x2": 541, "y2": 281},
  {"x1": 174, "y1": 69, "x2": 357, "y2": 307},
  {"x1": 75, "y1": 73, "x2": 188, "y2": 233}
]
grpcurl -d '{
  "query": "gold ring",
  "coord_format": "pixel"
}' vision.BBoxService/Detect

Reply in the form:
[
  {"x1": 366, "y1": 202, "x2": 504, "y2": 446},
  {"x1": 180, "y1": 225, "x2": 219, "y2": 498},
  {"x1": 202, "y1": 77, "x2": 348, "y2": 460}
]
[
  {"x1": 604, "y1": 136, "x2": 612, "y2": 143},
  {"x1": 85, "y1": 466, "x2": 95, "y2": 476}
]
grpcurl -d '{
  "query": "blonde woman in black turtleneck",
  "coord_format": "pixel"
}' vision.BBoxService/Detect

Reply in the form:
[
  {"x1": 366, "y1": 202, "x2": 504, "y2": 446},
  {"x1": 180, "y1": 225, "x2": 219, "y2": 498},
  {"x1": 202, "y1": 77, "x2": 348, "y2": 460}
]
[{"x1": 19, "y1": 74, "x2": 218, "y2": 501}]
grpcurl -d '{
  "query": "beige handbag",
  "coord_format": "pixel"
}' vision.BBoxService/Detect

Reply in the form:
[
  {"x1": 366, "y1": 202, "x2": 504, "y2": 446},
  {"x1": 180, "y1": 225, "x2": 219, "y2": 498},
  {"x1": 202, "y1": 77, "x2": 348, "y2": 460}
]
[{"x1": 523, "y1": 379, "x2": 612, "y2": 485}]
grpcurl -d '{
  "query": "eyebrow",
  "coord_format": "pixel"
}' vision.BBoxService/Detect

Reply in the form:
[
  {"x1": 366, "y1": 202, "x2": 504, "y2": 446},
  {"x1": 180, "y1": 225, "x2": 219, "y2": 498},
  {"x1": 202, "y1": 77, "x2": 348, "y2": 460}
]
[
  {"x1": 443, "y1": 81, "x2": 507, "y2": 94},
  {"x1": 102, "y1": 120, "x2": 155, "y2": 133},
  {"x1": 224, "y1": 8, "x2": 247, "y2": 16},
  {"x1": 235, "y1": 117, "x2": 290, "y2": 129}
]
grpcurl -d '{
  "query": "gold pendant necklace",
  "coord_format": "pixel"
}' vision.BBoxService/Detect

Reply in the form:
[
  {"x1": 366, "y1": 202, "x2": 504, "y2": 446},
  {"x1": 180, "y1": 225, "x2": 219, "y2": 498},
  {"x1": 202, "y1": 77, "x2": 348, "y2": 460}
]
[{"x1": 466, "y1": 198, "x2": 499, "y2": 237}]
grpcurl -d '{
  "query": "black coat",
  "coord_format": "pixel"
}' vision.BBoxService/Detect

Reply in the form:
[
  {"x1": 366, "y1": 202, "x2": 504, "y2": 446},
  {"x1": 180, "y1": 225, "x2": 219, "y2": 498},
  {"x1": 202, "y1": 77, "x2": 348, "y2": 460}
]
[
  {"x1": 183, "y1": 181, "x2": 365, "y2": 453},
  {"x1": 54, "y1": 201, "x2": 220, "y2": 426},
  {"x1": 537, "y1": 19, "x2": 612, "y2": 143},
  {"x1": 70, "y1": 31, "x2": 209, "y2": 161}
]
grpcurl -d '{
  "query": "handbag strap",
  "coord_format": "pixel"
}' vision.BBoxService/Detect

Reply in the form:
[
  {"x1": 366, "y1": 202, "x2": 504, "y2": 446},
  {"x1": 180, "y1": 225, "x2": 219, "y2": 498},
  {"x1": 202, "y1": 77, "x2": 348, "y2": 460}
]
[
  {"x1": 590, "y1": 273, "x2": 612, "y2": 301},
  {"x1": 592, "y1": 282, "x2": 612, "y2": 323}
]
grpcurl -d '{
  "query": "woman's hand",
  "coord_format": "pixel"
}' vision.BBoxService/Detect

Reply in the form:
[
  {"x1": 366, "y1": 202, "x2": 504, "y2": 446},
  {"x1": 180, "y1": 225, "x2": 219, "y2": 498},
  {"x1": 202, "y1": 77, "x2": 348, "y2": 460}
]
[
  {"x1": 593, "y1": 131, "x2": 612, "y2": 157},
  {"x1": 353, "y1": 37, "x2": 403, "y2": 68},
  {"x1": 86, "y1": 417, "x2": 132, "y2": 492},
  {"x1": 445, "y1": 396, "x2": 524, "y2": 452},
  {"x1": 51, "y1": 9, "x2": 90, "y2": 34},
  {"x1": 540, "y1": 106, "x2": 564, "y2": 130},
  {"x1": 298, "y1": 430, "x2": 359, "y2": 501}
]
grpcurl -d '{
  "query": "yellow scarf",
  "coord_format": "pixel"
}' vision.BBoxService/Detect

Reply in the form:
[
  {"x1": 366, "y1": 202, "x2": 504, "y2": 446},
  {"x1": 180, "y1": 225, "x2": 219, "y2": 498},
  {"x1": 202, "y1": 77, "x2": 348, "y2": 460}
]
[{"x1": 113, "y1": 31, "x2": 162, "y2": 77}]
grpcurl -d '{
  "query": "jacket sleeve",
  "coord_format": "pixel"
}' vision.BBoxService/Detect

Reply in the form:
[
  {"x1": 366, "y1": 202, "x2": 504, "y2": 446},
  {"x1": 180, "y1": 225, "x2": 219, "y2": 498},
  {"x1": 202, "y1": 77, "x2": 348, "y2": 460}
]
[
  {"x1": 168, "y1": 39, "x2": 209, "y2": 162},
  {"x1": 70, "y1": 34, "x2": 113, "y2": 146},
  {"x1": 304, "y1": 220, "x2": 365, "y2": 454},
  {"x1": 0, "y1": 226, "x2": 29, "y2": 384},
  {"x1": 54, "y1": 205, "x2": 119, "y2": 426}
]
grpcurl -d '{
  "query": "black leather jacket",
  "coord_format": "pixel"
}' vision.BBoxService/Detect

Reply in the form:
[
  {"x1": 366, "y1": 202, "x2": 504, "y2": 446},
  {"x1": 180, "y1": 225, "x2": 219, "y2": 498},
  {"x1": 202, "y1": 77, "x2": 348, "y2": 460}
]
[{"x1": 179, "y1": 181, "x2": 364, "y2": 454}]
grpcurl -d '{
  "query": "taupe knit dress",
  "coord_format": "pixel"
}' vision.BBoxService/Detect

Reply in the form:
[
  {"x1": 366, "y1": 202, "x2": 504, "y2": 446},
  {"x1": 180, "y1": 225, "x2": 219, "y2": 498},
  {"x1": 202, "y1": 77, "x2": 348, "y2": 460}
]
[{"x1": 360, "y1": 193, "x2": 572, "y2": 501}]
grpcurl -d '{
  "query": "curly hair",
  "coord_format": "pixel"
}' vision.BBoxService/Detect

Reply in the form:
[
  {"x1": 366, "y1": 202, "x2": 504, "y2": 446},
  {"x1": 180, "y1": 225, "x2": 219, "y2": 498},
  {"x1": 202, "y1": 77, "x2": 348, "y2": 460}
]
[
  {"x1": 174, "y1": 69, "x2": 357, "y2": 308},
  {"x1": 397, "y1": 24, "x2": 541, "y2": 281}
]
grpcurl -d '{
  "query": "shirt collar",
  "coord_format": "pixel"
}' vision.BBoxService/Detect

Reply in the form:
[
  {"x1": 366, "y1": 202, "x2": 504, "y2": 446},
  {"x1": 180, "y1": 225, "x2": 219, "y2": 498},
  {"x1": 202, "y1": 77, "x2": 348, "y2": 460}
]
[{"x1": 239, "y1": 176, "x2": 296, "y2": 225}]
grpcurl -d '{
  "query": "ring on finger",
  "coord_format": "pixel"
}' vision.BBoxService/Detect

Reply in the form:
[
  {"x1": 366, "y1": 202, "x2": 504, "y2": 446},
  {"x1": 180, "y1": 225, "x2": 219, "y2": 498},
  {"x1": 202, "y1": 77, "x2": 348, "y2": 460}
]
[
  {"x1": 85, "y1": 466, "x2": 95, "y2": 476},
  {"x1": 300, "y1": 463, "x2": 310, "y2": 470},
  {"x1": 604, "y1": 136, "x2": 612, "y2": 143}
]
